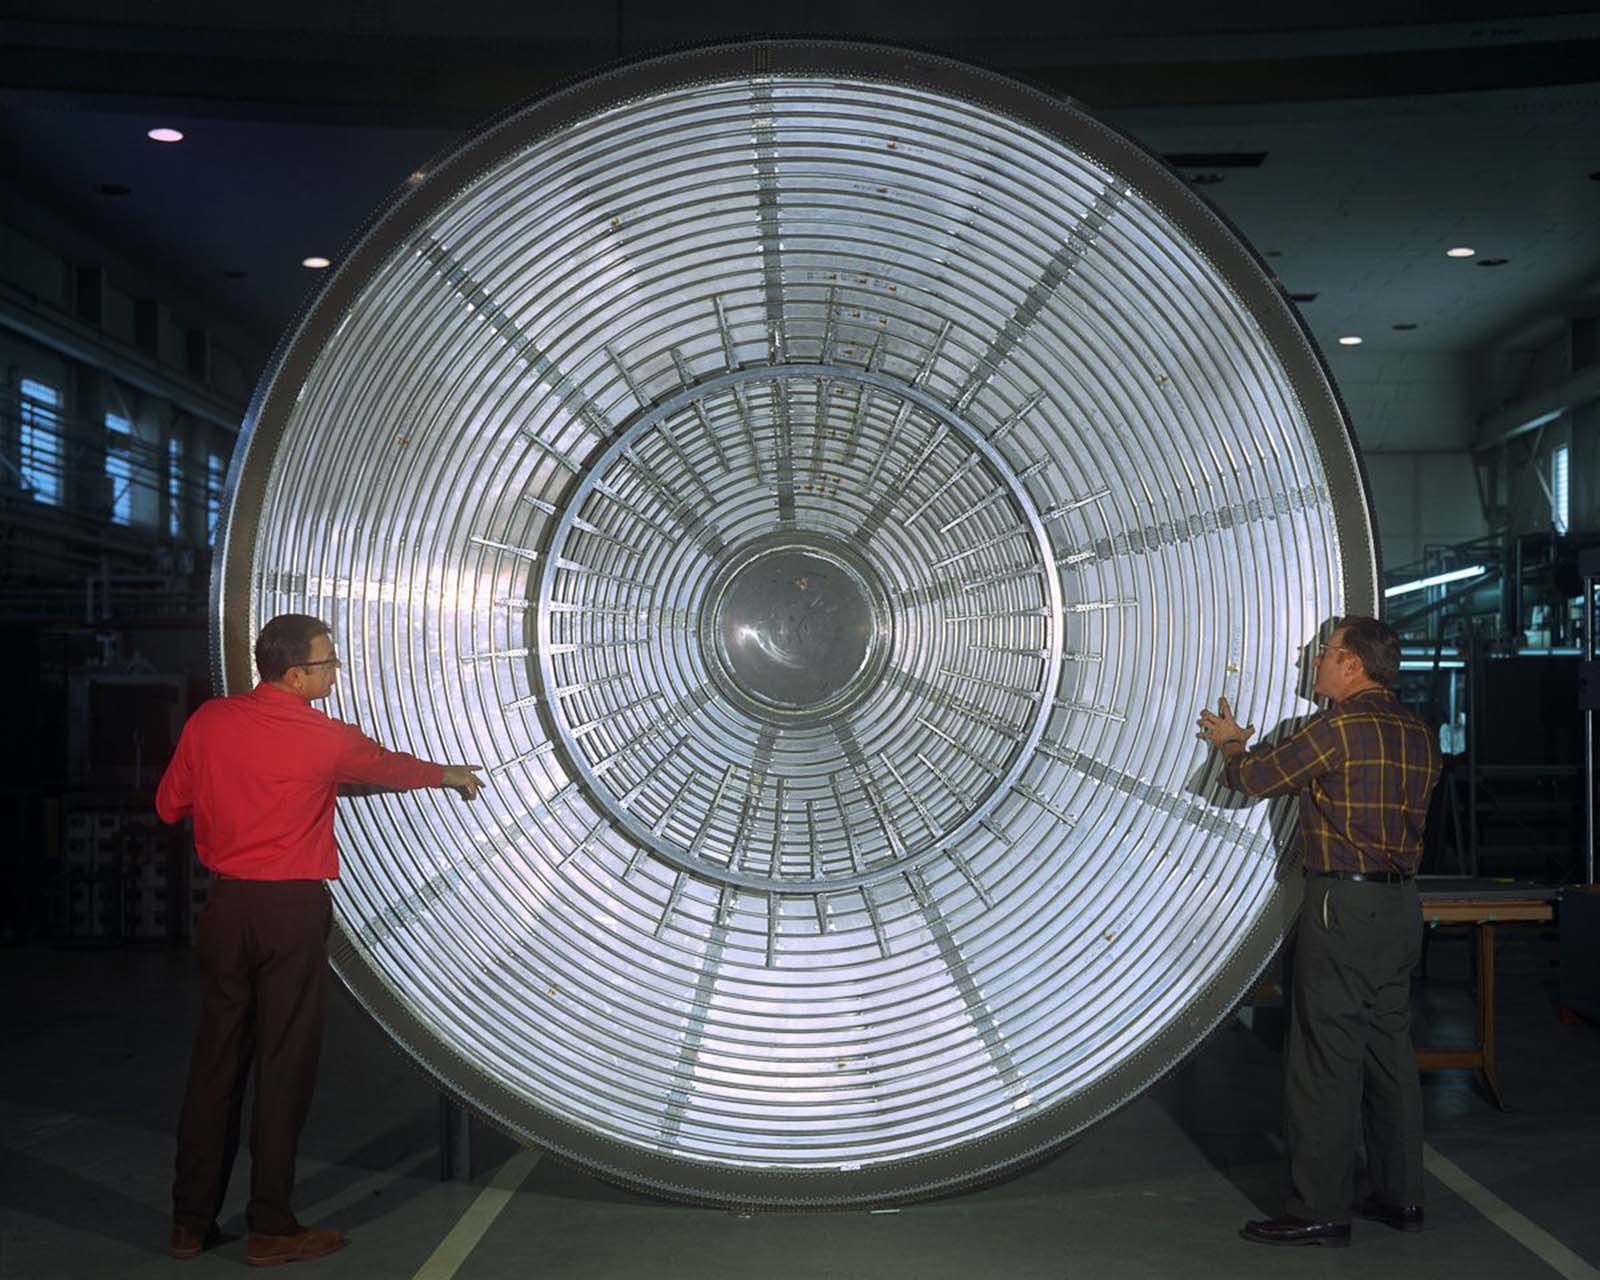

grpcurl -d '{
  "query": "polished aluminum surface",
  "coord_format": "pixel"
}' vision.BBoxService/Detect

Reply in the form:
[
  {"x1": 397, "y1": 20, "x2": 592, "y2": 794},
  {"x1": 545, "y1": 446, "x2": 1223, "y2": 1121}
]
[
  {"x1": 709, "y1": 537, "x2": 885, "y2": 714},
  {"x1": 214, "y1": 41, "x2": 1376, "y2": 1206}
]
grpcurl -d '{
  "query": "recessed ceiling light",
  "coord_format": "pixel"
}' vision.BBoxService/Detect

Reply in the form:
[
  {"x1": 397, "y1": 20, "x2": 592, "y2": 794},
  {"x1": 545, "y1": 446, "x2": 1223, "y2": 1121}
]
[
  {"x1": 301, "y1": 256, "x2": 332, "y2": 269},
  {"x1": 1477, "y1": 257, "x2": 1509, "y2": 267},
  {"x1": 1392, "y1": 323, "x2": 1418, "y2": 331},
  {"x1": 1446, "y1": 247, "x2": 1476, "y2": 258},
  {"x1": 1337, "y1": 335, "x2": 1363, "y2": 346},
  {"x1": 94, "y1": 183, "x2": 131, "y2": 197},
  {"x1": 147, "y1": 127, "x2": 184, "y2": 143}
]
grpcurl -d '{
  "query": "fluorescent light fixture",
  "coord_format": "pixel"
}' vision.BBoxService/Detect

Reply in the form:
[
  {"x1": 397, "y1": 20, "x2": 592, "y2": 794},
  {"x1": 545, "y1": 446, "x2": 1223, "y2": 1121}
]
[
  {"x1": 1399, "y1": 659, "x2": 1465, "y2": 670},
  {"x1": 1512, "y1": 408, "x2": 1565, "y2": 435},
  {"x1": 1446, "y1": 246, "x2": 1475, "y2": 258},
  {"x1": 1337, "y1": 335, "x2": 1362, "y2": 346},
  {"x1": 1384, "y1": 564, "x2": 1487, "y2": 599},
  {"x1": 147, "y1": 127, "x2": 184, "y2": 143},
  {"x1": 301, "y1": 256, "x2": 332, "y2": 269},
  {"x1": 1553, "y1": 445, "x2": 1570, "y2": 534}
]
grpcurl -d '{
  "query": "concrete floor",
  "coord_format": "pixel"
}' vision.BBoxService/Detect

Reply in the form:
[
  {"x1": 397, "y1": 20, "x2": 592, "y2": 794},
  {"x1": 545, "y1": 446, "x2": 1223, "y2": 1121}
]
[{"x1": 2, "y1": 924, "x2": 1597, "y2": 1279}]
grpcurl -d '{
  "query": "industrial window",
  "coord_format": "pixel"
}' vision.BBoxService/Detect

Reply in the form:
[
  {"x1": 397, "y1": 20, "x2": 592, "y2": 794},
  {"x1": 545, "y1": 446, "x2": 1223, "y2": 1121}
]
[
  {"x1": 106, "y1": 411, "x2": 134, "y2": 525},
  {"x1": 167, "y1": 437, "x2": 183, "y2": 536},
  {"x1": 18, "y1": 377, "x2": 62, "y2": 504},
  {"x1": 206, "y1": 451, "x2": 225, "y2": 542},
  {"x1": 1554, "y1": 445, "x2": 1570, "y2": 535}
]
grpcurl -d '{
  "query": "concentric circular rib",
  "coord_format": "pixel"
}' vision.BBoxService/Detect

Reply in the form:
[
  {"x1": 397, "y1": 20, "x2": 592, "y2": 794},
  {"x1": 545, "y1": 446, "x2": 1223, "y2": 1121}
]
[{"x1": 214, "y1": 40, "x2": 1376, "y2": 1207}]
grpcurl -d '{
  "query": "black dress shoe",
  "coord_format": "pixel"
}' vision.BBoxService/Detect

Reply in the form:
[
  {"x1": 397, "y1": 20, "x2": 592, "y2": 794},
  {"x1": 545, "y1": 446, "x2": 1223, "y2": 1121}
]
[
  {"x1": 1355, "y1": 1196, "x2": 1424, "y2": 1232},
  {"x1": 1240, "y1": 1215, "x2": 1352, "y2": 1247}
]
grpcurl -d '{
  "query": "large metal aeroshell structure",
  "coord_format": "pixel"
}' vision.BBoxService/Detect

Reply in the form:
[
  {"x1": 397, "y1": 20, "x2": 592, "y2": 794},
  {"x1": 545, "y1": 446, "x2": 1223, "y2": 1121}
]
[{"x1": 213, "y1": 41, "x2": 1377, "y2": 1207}]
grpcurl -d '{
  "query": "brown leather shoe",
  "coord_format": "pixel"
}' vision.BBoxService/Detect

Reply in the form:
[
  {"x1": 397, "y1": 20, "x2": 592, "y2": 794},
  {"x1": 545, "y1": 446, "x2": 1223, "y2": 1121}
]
[
  {"x1": 1240, "y1": 1215, "x2": 1352, "y2": 1247},
  {"x1": 246, "y1": 1228, "x2": 345, "y2": 1268},
  {"x1": 170, "y1": 1222, "x2": 220, "y2": 1260},
  {"x1": 1355, "y1": 1196, "x2": 1425, "y2": 1232}
]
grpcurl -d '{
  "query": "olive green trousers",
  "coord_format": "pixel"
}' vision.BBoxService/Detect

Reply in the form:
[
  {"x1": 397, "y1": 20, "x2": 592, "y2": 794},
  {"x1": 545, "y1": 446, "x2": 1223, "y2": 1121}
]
[{"x1": 1284, "y1": 873, "x2": 1425, "y2": 1222}]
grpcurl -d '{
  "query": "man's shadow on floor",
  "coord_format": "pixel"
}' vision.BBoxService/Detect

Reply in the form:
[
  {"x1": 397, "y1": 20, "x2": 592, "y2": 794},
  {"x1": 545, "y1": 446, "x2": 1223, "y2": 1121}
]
[{"x1": 1152, "y1": 1012, "x2": 1287, "y2": 1216}]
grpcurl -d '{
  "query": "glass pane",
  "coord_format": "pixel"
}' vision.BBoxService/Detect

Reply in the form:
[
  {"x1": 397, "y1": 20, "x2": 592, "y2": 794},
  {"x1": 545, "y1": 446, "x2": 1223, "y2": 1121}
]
[
  {"x1": 168, "y1": 437, "x2": 183, "y2": 536},
  {"x1": 207, "y1": 452, "x2": 225, "y2": 541},
  {"x1": 19, "y1": 377, "x2": 62, "y2": 505},
  {"x1": 106, "y1": 412, "x2": 133, "y2": 525}
]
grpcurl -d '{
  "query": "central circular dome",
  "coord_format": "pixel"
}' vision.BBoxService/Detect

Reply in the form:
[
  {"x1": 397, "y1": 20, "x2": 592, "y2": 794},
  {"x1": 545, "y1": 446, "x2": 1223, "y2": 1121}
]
[{"x1": 708, "y1": 535, "x2": 887, "y2": 719}]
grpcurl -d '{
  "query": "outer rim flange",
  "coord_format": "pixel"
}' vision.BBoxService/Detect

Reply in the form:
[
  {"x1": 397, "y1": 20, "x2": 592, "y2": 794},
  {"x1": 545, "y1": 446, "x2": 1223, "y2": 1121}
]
[{"x1": 214, "y1": 37, "x2": 1374, "y2": 1209}]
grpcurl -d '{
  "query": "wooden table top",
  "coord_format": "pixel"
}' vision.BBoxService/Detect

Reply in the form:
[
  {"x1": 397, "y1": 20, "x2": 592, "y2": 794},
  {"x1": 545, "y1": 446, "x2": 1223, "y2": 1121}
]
[{"x1": 1419, "y1": 899, "x2": 1555, "y2": 925}]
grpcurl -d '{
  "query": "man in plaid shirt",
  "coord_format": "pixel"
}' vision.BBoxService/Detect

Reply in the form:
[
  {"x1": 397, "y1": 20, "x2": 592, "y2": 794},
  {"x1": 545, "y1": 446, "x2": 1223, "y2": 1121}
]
[{"x1": 1198, "y1": 615, "x2": 1441, "y2": 1248}]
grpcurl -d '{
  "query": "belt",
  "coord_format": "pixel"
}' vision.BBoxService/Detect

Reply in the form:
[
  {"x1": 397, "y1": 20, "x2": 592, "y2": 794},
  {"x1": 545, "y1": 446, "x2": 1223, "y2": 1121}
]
[{"x1": 1311, "y1": 869, "x2": 1412, "y2": 884}]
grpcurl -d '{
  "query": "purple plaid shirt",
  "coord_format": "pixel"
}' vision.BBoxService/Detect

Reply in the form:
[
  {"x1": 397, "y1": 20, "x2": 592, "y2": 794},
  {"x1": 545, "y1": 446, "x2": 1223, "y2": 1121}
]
[{"x1": 1224, "y1": 687, "x2": 1442, "y2": 874}]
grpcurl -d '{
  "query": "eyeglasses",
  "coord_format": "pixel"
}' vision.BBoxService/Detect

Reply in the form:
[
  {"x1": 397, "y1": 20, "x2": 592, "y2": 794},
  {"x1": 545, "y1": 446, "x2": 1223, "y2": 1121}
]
[{"x1": 298, "y1": 656, "x2": 342, "y2": 669}]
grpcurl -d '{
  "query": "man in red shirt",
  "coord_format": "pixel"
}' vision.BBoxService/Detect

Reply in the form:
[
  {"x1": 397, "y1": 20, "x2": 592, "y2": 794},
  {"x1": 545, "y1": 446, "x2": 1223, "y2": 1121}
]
[{"x1": 157, "y1": 613, "x2": 483, "y2": 1266}]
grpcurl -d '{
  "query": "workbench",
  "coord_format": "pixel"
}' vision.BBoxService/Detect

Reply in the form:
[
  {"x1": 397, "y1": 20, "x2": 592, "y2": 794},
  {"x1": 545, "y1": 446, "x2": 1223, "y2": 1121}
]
[{"x1": 1415, "y1": 879, "x2": 1559, "y2": 1109}]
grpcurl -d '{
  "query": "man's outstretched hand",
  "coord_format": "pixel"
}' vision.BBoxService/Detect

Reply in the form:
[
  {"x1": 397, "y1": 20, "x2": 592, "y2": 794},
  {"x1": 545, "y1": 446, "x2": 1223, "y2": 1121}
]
[
  {"x1": 440, "y1": 765, "x2": 485, "y2": 800},
  {"x1": 1196, "y1": 695, "x2": 1256, "y2": 752}
]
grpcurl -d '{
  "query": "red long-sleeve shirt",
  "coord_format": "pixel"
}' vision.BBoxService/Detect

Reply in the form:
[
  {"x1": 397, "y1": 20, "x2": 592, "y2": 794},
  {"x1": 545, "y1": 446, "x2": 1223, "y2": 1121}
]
[{"x1": 156, "y1": 683, "x2": 444, "y2": 880}]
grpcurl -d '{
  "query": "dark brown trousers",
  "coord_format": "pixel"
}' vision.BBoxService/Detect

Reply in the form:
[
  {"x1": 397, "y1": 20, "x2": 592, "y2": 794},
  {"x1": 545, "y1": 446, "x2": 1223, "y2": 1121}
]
[{"x1": 173, "y1": 878, "x2": 332, "y2": 1236}]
